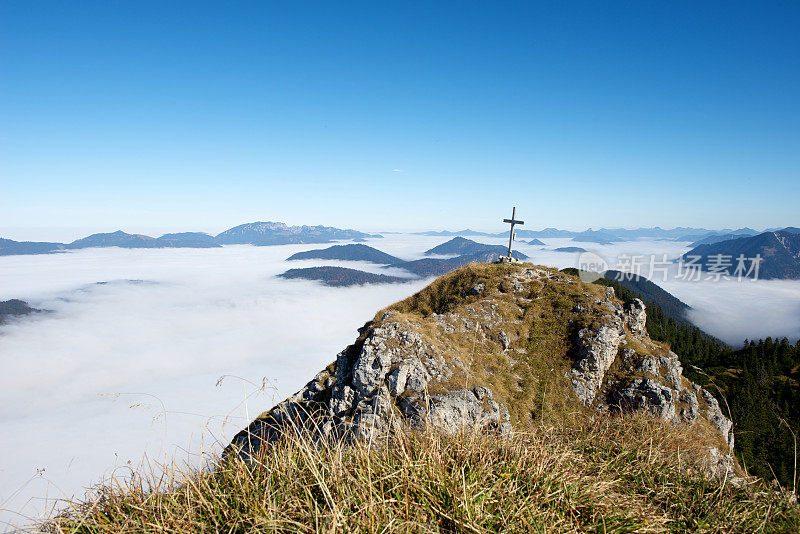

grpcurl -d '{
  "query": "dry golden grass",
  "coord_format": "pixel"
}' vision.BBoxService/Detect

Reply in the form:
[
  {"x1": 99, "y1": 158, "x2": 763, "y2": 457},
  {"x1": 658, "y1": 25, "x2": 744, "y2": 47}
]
[
  {"x1": 44, "y1": 415, "x2": 798, "y2": 533},
  {"x1": 378, "y1": 263, "x2": 651, "y2": 430}
]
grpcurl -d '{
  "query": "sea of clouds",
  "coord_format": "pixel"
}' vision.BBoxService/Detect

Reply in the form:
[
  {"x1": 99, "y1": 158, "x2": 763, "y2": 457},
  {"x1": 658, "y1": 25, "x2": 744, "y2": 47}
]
[{"x1": 1, "y1": 234, "x2": 799, "y2": 530}]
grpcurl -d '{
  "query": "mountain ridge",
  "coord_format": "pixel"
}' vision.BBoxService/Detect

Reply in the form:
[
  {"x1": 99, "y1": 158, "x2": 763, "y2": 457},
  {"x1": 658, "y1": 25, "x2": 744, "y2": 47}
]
[
  {"x1": 228, "y1": 262, "x2": 738, "y2": 483},
  {"x1": 279, "y1": 266, "x2": 410, "y2": 287},
  {"x1": 423, "y1": 236, "x2": 529, "y2": 259},
  {"x1": 682, "y1": 230, "x2": 800, "y2": 280},
  {"x1": 286, "y1": 244, "x2": 403, "y2": 264},
  {"x1": 0, "y1": 222, "x2": 381, "y2": 255}
]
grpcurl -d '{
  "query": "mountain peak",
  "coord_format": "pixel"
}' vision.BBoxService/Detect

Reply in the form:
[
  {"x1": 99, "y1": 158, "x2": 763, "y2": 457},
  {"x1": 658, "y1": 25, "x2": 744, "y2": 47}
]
[
  {"x1": 286, "y1": 243, "x2": 403, "y2": 265},
  {"x1": 227, "y1": 263, "x2": 736, "y2": 480},
  {"x1": 424, "y1": 237, "x2": 528, "y2": 259},
  {"x1": 216, "y1": 221, "x2": 376, "y2": 245}
]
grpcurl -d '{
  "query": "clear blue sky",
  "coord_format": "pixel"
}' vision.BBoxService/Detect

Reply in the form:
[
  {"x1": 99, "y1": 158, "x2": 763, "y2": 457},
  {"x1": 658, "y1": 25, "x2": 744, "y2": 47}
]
[{"x1": 1, "y1": 1, "x2": 798, "y2": 240}]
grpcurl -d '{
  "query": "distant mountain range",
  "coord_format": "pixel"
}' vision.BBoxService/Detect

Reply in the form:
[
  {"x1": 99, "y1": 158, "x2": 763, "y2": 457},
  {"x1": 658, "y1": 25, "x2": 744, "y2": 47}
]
[
  {"x1": 278, "y1": 238, "x2": 532, "y2": 285},
  {"x1": 0, "y1": 222, "x2": 381, "y2": 256},
  {"x1": 570, "y1": 230, "x2": 620, "y2": 245},
  {"x1": 390, "y1": 252, "x2": 510, "y2": 278},
  {"x1": 681, "y1": 229, "x2": 800, "y2": 280},
  {"x1": 684, "y1": 229, "x2": 761, "y2": 247},
  {"x1": 677, "y1": 228, "x2": 760, "y2": 243},
  {"x1": 155, "y1": 232, "x2": 221, "y2": 248},
  {"x1": 412, "y1": 226, "x2": 783, "y2": 241},
  {"x1": 688, "y1": 234, "x2": 751, "y2": 248},
  {"x1": 0, "y1": 238, "x2": 68, "y2": 255},
  {"x1": 412, "y1": 229, "x2": 497, "y2": 237},
  {"x1": 423, "y1": 237, "x2": 529, "y2": 260},
  {"x1": 217, "y1": 222, "x2": 380, "y2": 245},
  {"x1": 554, "y1": 247, "x2": 587, "y2": 253}
]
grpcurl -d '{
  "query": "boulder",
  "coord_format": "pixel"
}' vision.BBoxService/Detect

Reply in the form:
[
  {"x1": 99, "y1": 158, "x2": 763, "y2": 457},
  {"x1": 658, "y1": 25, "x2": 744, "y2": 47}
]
[
  {"x1": 702, "y1": 389, "x2": 735, "y2": 449},
  {"x1": 624, "y1": 298, "x2": 647, "y2": 334},
  {"x1": 469, "y1": 283, "x2": 485, "y2": 296},
  {"x1": 569, "y1": 324, "x2": 622, "y2": 405},
  {"x1": 612, "y1": 377, "x2": 677, "y2": 421}
]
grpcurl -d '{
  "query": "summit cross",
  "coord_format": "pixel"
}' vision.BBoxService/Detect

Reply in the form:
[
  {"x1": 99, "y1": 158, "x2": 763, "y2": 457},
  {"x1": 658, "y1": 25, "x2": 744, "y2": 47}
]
[{"x1": 503, "y1": 207, "x2": 524, "y2": 259}]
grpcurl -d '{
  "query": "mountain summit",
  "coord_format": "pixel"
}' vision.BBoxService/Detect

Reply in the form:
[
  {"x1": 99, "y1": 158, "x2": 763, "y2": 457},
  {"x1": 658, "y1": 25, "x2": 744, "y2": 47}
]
[{"x1": 228, "y1": 262, "x2": 736, "y2": 479}]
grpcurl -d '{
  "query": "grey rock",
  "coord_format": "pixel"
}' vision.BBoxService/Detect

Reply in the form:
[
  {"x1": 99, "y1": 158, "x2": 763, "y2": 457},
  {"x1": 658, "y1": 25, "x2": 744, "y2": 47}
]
[
  {"x1": 662, "y1": 352, "x2": 684, "y2": 390},
  {"x1": 499, "y1": 331, "x2": 511, "y2": 350},
  {"x1": 620, "y1": 348, "x2": 637, "y2": 367},
  {"x1": 568, "y1": 324, "x2": 622, "y2": 405},
  {"x1": 426, "y1": 389, "x2": 508, "y2": 433},
  {"x1": 405, "y1": 364, "x2": 429, "y2": 392},
  {"x1": 624, "y1": 299, "x2": 647, "y2": 334},
  {"x1": 226, "y1": 318, "x2": 512, "y2": 462},
  {"x1": 679, "y1": 390, "x2": 699, "y2": 423},
  {"x1": 704, "y1": 447, "x2": 742, "y2": 484},
  {"x1": 613, "y1": 378, "x2": 677, "y2": 421},
  {"x1": 469, "y1": 283, "x2": 485, "y2": 296},
  {"x1": 473, "y1": 386, "x2": 492, "y2": 400},
  {"x1": 352, "y1": 343, "x2": 392, "y2": 397},
  {"x1": 701, "y1": 389, "x2": 735, "y2": 449},
  {"x1": 634, "y1": 353, "x2": 683, "y2": 390},
  {"x1": 330, "y1": 385, "x2": 356, "y2": 417},
  {"x1": 387, "y1": 359, "x2": 428, "y2": 396},
  {"x1": 228, "y1": 276, "x2": 737, "y2": 470}
]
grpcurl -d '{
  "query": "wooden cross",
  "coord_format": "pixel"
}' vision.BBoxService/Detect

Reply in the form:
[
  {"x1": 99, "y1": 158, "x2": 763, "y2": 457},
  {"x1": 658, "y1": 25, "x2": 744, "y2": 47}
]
[{"x1": 503, "y1": 207, "x2": 524, "y2": 258}]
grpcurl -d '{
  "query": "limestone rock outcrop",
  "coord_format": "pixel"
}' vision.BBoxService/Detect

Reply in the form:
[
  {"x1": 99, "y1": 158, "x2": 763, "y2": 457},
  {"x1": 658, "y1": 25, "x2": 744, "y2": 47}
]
[
  {"x1": 226, "y1": 263, "x2": 737, "y2": 476},
  {"x1": 227, "y1": 315, "x2": 511, "y2": 462},
  {"x1": 564, "y1": 289, "x2": 734, "y2": 451}
]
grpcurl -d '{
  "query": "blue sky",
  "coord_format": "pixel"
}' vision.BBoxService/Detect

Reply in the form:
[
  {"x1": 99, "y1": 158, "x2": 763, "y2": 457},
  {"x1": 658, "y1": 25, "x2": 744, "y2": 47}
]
[{"x1": 1, "y1": 1, "x2": 798, "y2": 240}]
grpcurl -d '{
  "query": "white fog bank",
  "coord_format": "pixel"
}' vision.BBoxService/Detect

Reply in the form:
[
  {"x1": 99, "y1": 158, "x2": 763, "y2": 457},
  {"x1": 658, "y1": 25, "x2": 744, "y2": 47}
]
[{"x1": 0, "y1": 241, "x2": 431, "y2": 530}]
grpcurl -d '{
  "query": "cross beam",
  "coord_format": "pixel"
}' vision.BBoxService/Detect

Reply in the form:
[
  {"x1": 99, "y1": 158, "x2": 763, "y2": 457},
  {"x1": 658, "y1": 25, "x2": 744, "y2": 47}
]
[{"x1": 503, "y1": 207, "x2": 524, "y2": 259}]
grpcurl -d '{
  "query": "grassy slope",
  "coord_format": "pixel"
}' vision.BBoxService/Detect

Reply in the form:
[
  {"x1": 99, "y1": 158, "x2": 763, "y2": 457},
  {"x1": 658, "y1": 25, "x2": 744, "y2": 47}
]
[
  {"x1": 50, "y1": 419, "x2": 798, "y2": 533},
  {"x1": 385, "y1": 263, "x2": 688, "y2": 430}
]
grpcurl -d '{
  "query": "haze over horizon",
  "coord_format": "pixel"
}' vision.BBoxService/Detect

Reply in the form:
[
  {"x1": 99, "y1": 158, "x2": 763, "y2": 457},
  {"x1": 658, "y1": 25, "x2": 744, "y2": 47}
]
[
  {"x1": 2, "y1": 1, "x2": 799, "y2": 235},
  {"x1": 0, "y1": 220, "x2": 793, "y2": 245}
]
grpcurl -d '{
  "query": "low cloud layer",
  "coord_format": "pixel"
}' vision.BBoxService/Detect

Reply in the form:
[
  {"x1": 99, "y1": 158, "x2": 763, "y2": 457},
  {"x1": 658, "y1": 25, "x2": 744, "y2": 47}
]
[
  {"x1": 0, "y1": 243, "x2": 431, "y2": 529},
  {"x1": 1, "y1": 235, "x2": 798, "y2": 529}
]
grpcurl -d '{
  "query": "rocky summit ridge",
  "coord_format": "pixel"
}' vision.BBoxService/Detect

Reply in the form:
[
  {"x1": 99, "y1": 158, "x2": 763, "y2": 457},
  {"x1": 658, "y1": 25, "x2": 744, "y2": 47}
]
[{"x1": 227, "y1": 263, "x2": 736, "y2": 479}]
